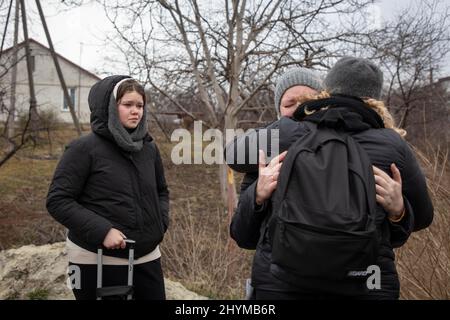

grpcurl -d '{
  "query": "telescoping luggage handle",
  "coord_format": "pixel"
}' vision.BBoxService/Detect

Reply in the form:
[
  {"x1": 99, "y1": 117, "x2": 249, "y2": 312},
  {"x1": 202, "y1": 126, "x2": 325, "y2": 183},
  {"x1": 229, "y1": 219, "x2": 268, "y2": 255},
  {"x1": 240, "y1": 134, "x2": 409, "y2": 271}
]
[{"x1": 96, "y1": 239, "x2": 136, "y2": 300}]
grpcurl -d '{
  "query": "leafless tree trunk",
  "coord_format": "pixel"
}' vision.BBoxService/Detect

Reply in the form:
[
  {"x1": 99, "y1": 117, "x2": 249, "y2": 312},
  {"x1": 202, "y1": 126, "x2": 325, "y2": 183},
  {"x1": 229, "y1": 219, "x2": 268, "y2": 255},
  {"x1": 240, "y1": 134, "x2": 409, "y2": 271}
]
[
  {"x1": 0, "y1": 2, "x2": 33, "y2": 164},
  {"x1": 6, "y1": 0, "x2": 18, "y2": 141},
  {"x1": 35, "y1": 0, "x2": 82, "y2": 136},
  {"x1": 19, "y1": 0, "x2": 39, "y2": 140}
]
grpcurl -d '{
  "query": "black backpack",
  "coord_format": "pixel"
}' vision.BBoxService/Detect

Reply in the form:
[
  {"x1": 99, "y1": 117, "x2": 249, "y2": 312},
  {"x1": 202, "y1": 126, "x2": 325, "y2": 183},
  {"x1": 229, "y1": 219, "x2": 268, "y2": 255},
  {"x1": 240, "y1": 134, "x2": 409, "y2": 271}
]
[{"x1": 268, "y1": 120, "x2": 379, "y2": 295}]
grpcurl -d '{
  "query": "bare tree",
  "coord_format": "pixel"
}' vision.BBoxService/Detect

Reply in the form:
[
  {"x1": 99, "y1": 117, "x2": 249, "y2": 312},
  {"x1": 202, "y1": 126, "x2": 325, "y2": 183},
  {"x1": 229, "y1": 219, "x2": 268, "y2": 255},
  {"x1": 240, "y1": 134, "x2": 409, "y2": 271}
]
[
  {"x1": 363, "y1": 0, "x2": 450, "y2": 133},
  {"x1": 91, "y1": 0, "x2": 374, "y2": 217},
  {"x1": 0, "y1": 0, "x2": 32, "y2": 164},
  {"x1": 0, "y1": 0, "x2": 86, "y2": 167}
]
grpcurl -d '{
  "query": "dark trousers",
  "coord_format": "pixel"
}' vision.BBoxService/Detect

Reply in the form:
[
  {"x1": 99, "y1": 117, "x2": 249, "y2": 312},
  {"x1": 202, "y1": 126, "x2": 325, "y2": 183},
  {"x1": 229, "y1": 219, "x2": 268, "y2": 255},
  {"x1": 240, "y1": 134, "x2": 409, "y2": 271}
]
[{"x1": 68, "y1": 258, "x2": 166, "y2": 300}]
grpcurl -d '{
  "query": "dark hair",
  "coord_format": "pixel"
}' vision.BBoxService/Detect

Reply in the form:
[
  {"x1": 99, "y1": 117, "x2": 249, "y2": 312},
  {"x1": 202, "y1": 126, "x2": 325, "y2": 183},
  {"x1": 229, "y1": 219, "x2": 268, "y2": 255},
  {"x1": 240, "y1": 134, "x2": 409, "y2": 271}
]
[{"x1": 116, "y1": 79, "x2": 146, "y2": 105}]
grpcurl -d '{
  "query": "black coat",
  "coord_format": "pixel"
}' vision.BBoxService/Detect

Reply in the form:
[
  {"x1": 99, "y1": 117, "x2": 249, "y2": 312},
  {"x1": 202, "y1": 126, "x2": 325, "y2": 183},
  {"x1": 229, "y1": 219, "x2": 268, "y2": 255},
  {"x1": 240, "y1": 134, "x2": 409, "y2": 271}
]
[
  {"x1": 46, "y1": 76, "x2": 169, "y2": 259},
  {"x1": 228, "y1": 109, "x2": 433, "y2": 294}
]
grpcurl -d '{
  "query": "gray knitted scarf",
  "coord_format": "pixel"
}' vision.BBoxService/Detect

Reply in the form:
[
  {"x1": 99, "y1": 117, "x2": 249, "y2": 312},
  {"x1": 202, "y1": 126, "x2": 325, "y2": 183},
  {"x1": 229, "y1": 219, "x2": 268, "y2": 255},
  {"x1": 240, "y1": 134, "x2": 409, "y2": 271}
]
[{"x1": 107, "y1": 88, "x2": 148, "y2": 153}]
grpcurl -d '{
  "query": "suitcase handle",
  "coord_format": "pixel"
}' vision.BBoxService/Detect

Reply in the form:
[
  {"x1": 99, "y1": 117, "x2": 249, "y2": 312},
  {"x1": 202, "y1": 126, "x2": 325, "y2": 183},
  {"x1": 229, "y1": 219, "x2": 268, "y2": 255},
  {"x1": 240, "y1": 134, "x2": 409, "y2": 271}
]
[
  {"x1": 97, "y1": 238, "x2": 136, "y2": 300},
  {"x1": 124, "y1": 239, "x2": 135, "y2": 249},
  {"x1": 96, "y1": 238, "x2": 136, "y2": 250}
]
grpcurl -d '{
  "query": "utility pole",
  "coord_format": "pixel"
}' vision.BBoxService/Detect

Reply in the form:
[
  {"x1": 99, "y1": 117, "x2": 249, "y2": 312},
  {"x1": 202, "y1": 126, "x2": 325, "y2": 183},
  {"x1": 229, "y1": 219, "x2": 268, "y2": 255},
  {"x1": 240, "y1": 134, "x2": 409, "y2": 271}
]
[
  {"x1": 7, "y1": 0, "x2": 19, "y2": 140},
  {"x1": 78, "y1": 42, "x2": 83, "y2": 120},
  {"x1": 19, "y1": 0, "x2": 39, "y2": 139},
  {"x1": 429, "y1": 54, "x2": 434, "y2": 88},
  {"x1": 35, "y1": 0, "x2": 82, "y2": 136}
]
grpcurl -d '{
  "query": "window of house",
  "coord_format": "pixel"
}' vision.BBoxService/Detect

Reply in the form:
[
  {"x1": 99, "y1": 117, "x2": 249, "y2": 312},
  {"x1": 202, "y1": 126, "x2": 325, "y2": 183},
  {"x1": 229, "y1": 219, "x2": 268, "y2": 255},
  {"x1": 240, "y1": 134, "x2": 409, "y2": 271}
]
[{"x1": 62, "y1": 88, "x2": 76, "y2": 112}]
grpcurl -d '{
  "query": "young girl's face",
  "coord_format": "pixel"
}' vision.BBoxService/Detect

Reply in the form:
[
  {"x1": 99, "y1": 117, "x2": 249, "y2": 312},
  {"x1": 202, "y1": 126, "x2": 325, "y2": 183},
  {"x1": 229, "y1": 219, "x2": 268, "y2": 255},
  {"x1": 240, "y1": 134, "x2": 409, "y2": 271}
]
[{"x1": 117, "y1": 90, "x2": 144, "y2": 129}]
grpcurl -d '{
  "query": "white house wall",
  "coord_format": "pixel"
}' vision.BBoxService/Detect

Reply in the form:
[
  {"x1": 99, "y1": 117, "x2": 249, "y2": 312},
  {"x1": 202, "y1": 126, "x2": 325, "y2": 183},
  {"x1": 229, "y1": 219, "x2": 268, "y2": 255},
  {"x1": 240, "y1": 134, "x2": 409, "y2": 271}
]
[{"x1": 1, "y1": 41, "x2": 99, "y2": 124}]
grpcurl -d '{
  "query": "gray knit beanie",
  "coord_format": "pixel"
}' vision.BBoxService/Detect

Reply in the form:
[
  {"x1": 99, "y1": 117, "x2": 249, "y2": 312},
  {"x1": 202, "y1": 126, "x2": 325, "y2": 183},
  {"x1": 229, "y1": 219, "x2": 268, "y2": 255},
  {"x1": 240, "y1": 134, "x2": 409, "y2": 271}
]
[
  {"x1": 274, "y1": 67, "x2": 322, "y2": 118},
  {"x1": 324, "y1": 57, "x2": 383, "y2": 100}
]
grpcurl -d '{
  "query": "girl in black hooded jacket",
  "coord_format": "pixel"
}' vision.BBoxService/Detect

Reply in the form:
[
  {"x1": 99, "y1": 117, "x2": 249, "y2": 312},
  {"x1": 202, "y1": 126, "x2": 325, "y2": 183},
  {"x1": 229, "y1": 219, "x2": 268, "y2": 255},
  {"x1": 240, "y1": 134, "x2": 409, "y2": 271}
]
[{"x1": 47, "y1": 76, "x2": 169, "y2": 300}]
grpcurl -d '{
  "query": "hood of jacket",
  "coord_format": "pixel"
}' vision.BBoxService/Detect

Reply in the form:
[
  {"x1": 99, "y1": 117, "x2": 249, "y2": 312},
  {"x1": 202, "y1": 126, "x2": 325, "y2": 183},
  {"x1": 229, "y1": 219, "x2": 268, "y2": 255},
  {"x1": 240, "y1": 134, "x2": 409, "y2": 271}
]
[{"x1": 88, "y1": 75, "x2": 131, "y2": 139}]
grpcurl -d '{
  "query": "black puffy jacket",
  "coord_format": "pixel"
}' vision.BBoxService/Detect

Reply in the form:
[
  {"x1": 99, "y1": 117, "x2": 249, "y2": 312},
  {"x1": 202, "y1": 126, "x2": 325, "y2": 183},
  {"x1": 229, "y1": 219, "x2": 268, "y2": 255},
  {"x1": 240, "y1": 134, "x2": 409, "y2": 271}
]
[{"x1": 46, "y1": 75, "x2": 169, "y2": 259}]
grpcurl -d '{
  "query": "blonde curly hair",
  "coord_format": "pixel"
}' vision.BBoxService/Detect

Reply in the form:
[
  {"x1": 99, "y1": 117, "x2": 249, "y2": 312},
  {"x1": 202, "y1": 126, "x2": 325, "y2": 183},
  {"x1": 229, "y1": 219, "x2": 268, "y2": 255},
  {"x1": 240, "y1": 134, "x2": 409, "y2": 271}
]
[{"x1": 295, "y1": 91, "x2": 407, "y2": 138}]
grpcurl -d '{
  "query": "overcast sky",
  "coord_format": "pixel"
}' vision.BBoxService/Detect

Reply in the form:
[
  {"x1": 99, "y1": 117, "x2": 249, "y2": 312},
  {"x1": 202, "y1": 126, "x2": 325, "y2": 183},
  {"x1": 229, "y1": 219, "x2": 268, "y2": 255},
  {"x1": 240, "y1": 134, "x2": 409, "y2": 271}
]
[{"x1": 6, "y1": 0, "x2": 450, "y2": 78}]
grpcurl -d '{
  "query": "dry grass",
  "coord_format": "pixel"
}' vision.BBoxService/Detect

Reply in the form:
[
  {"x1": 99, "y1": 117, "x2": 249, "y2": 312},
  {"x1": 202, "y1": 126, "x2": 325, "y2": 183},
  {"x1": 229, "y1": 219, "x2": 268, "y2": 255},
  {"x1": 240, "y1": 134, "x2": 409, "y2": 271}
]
[
  {"x1": 161, "y1": 199, "x2": 253, "y2": 299},
  {"x1": 159, "y1": 148, "x2": 253, "y2": 299},
  {"x1": 396, "y1": 144, "x2": 450, "y2": 299},
  {"x1": 0, "y1": 150, "x2": 65, "y2": 250},
  {"x1": 0, "y1": 125, "x2": 86, "y2": 250}
]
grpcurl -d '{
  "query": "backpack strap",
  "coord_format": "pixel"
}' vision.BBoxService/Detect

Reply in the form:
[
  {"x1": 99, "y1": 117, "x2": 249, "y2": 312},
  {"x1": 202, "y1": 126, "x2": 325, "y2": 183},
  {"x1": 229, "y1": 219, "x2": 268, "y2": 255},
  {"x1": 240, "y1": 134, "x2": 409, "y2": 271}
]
[
  {"x1": 345, "y1": 134, "x2": 378, "y2": 231},
  {"x1": 271, "y1": 121, "x2": 321, "y2": 213}
]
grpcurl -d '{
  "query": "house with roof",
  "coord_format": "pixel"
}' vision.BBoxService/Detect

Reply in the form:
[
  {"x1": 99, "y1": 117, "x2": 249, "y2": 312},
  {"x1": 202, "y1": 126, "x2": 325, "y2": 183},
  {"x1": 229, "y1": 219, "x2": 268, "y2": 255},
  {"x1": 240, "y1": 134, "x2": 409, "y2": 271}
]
[{"x1": 0, "y1": 38, "x2": 100, "y2": 124}]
